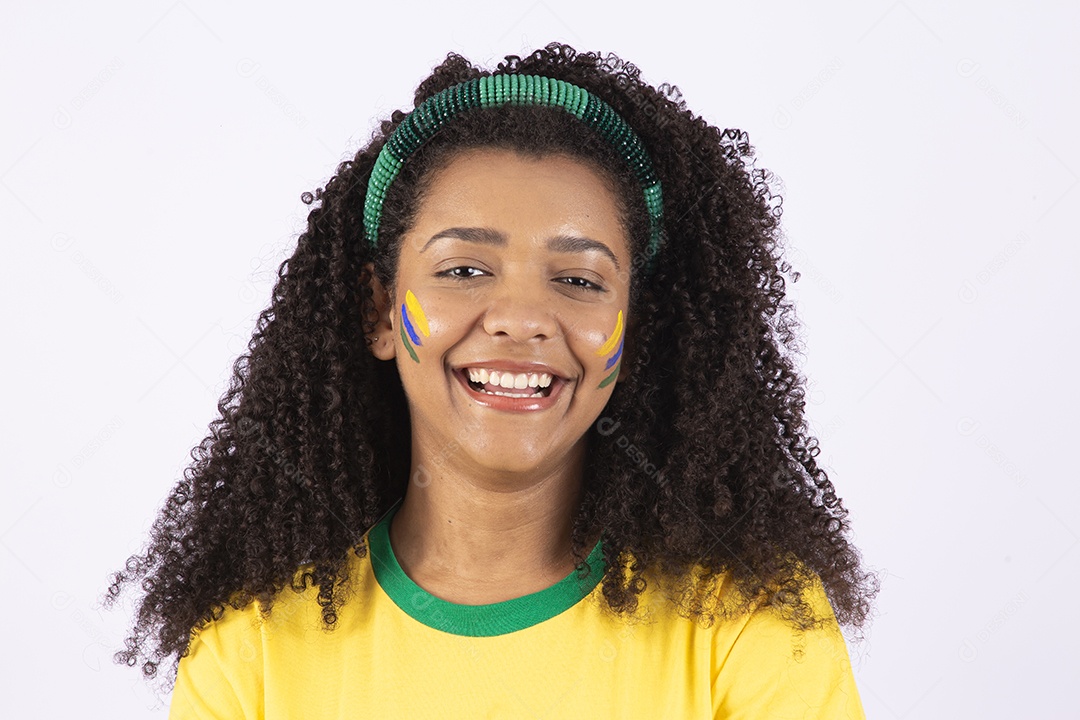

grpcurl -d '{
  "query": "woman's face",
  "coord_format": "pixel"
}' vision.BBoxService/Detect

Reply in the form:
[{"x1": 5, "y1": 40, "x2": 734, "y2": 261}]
[{"x1": 369, "y1": 147, "x2": 632, "y2": 481}]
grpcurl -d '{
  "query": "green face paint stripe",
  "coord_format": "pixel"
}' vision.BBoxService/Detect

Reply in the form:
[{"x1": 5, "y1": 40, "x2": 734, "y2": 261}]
[
  {"x1": 399, "y1": 323, "x2": 419, "y2": 363},
  {"x1": 599, "y1": 363, "x2": 620, "y2": 389}
]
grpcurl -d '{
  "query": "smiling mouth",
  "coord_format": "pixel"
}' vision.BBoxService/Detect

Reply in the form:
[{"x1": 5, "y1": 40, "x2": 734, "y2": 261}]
[{"x1": 459, "y1": 370, "x2": 556, "y2": 398}]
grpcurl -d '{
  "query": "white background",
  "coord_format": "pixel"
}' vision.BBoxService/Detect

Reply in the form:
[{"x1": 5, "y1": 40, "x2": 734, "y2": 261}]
[{"x1": 3, "y1": 1, "x2": 1076, "y2": 717}]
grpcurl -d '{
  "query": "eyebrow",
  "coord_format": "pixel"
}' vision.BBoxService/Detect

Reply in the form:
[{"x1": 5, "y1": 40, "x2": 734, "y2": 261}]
[{"x1": 421, "y1": 227, "x2": 621, "y2": 270}]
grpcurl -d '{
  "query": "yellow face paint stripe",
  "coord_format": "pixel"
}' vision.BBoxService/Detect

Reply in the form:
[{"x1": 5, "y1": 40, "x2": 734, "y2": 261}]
[
  {"x1": 404, "y1": 290, "x2": 430, "y2": 337},
  {"x1": 595, "y1": 310, "x2": 623, "y2": 357}
]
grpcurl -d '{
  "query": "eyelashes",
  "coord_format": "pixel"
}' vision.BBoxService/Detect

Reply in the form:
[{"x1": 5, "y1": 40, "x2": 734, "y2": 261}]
[
  {"x1": 436, "y1": 266, "x2": 485, "y2": 281},
  {"x1": 559, "y1": 276, "x2": 603, "y2": 291},
  {"x1": 435, "y1": 266, "x2": 606, "y2": 292}
]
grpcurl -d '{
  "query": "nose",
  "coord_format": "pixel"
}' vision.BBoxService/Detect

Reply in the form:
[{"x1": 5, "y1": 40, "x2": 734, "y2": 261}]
[{"x1": 480, "y1": 276, "x2": 559, "y2": 343}]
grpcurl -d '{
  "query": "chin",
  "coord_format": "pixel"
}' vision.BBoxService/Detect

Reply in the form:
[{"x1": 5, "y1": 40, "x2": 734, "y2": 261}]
[{"x1": 462, "y1": 447, "x2": 558, "y2": 478}]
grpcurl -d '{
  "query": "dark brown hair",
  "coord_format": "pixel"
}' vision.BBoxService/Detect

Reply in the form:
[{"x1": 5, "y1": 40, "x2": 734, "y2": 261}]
[{"x1": 104, "y1": 42, "x2": 877, "y2": 687}]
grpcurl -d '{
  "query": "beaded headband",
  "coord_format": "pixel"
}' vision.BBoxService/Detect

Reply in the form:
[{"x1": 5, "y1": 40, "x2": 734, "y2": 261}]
[{"x1": 363, "y1": 74, "x2": 665, "y2": 274}]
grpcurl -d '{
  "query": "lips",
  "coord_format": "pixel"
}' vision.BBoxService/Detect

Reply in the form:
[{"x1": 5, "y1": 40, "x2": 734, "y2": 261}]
[{"x1": 451, "y1": 365, "x2": 568, "y2": 412}]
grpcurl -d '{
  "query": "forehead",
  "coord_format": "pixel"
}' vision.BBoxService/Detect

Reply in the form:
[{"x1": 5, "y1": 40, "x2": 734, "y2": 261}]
[{"x1": 409, "y1": 148, "x2": 628, "y2": 246}]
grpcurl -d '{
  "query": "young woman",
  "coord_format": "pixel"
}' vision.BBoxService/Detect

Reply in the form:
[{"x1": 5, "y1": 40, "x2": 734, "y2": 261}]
[{"x1": 106, "y1": 43, "x2": 877, "y2": 718}]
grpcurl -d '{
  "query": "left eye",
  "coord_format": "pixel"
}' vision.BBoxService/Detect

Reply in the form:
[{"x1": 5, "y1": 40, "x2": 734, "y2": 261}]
[{"x1": 558, "y1": 276, "x2": 603, "y2": 291}]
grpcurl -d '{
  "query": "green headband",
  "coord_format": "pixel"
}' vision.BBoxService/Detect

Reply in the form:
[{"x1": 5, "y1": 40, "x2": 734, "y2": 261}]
[{"x1": 363, "y1": 74, "x2": 665, "y2": 275}]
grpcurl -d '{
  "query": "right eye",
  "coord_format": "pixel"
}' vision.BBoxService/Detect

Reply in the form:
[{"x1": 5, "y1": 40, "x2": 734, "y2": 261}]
[{"x1": 436, "y1": 266, "x2": 488, "y2": 280}]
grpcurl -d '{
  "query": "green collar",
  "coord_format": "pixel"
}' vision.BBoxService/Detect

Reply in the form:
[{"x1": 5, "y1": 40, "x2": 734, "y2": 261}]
[{"x1": 367, "y1": 498, "x2": 606, "y2": 637}]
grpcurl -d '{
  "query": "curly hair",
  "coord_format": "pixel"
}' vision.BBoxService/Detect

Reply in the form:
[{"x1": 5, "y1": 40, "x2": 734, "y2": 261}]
[{"x1": 104, "y1": 42, "x2": 878, "y2": 687}]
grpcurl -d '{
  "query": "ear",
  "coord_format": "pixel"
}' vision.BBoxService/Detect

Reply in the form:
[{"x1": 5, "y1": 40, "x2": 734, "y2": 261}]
[{"x1": 363, "y1": 262, "x2": 397, "y2": 361}]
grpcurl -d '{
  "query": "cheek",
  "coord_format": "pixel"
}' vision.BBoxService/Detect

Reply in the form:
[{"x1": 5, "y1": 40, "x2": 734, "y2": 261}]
[
  {"x1": 396, "y1": 289, "x2": 467, "y2": 364},
  {"x1": 593, "y1": 310, "x2": 625, "y2": 388},
  {"x1": 398, "y1": 289, "x2": 431, "y2": 364}
]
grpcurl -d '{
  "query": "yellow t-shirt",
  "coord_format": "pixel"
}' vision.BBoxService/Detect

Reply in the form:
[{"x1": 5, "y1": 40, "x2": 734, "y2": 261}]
[{"x1": 169, "y1": 499, "x2": 865, "y2": 719}]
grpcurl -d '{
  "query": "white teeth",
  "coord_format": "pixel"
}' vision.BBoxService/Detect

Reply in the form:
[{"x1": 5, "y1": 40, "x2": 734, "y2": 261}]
[{"x1": 463, "y1": 367, "x2": 557, "y2": 390}]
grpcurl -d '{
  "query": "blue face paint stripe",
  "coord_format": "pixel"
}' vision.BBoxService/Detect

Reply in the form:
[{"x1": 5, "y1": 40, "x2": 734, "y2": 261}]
[
  {"x1": 604, "y1": 337, "x2": 624, "y2": 370},
  {"x1": 401, "y1": 303, "x2": 422, "y2": 346}
]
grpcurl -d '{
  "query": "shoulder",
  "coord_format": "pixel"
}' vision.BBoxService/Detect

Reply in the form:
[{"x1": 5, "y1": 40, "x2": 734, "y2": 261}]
[
  {"x1": 618, "y1": 556, "x2": 863, "y2": 718},
  {"x1": 171, "y1": 596, "x2": 265, "y2": 719},
  {"x1": 188, "y1": 545, "x2": 372, "y2": 656},
  {"x1": 170, "y1": 551, "x2": 372, "y2": 718},
  {"x1": 707, "y1": 569, "x2": 865, "y2": 719}
]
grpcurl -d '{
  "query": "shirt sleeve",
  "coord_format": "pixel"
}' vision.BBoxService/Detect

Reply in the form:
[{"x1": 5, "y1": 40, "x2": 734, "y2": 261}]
[
  {"x1": 168, "y1": 607, "x2": 265, "y2": 720},
  {"x1": 712, "y1": 576, "x2": 865, "y2": 720}
]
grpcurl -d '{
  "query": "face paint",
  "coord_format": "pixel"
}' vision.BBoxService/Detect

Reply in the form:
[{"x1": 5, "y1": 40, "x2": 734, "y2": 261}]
[
  {"x1": 595, "y1": 310, "x2": 624, "y2": 388},
  {"x1": 399, "y1": 289, "x2": 431, "y2": 364}
]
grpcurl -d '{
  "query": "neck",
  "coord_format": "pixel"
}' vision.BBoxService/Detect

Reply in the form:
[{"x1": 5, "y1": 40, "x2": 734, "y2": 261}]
[{"x1": 387, "y1": 451, "x2": 598, "y2": 604}]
